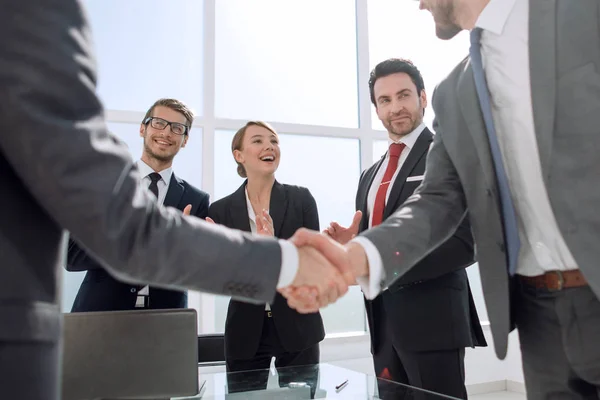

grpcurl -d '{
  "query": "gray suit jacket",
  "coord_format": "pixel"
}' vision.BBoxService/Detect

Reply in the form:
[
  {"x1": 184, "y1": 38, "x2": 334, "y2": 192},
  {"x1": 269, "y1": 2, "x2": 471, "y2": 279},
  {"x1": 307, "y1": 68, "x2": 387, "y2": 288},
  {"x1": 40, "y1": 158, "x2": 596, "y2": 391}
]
[
  {"x1": 361, "y1": 0, "x2": 600, "y2": 359},
  {"x1": 0, "y1": 1, "x2": 281, "y2": 397}
]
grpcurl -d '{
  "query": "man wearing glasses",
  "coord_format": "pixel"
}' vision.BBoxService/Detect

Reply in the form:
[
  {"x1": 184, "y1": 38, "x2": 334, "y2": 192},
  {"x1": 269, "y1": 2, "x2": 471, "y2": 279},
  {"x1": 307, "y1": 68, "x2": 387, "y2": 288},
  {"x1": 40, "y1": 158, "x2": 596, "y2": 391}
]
[{"x1": 67, "y1": 98, "x2": 210, "y2": 312}]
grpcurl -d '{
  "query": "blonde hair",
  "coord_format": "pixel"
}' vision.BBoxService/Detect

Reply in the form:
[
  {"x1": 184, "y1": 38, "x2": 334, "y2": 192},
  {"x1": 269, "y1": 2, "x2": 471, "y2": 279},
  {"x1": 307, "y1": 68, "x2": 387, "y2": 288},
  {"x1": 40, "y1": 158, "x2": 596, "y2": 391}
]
[{"x1": 231, "y1": 121, "x2": 278, "y2": 178}]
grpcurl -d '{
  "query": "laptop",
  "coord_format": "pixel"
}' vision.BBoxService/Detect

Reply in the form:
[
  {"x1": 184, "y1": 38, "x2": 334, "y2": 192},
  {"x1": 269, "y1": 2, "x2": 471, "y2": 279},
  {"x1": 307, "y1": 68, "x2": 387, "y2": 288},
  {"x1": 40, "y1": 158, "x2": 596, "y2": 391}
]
[{"x1": 62, "y1": 308, "x2": 198, "y2": 400}]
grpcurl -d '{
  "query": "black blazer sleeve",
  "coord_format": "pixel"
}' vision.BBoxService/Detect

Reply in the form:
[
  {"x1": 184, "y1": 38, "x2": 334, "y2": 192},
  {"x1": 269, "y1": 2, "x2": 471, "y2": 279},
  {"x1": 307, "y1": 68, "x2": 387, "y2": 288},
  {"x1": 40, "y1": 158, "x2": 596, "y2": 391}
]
[
  {"x1": 66, "y1": 238, "x2": 99, "y2": 272},
  {"x1": 354, "y1": 169, "x2": 367, "y2": 212},
  {"x1": 193, "y1": 191, "x2": 210, "y2": 219},
  {"x1": 301, "y1": 188, "x2": 319, "y2": 231},
  {"x1": 207, "y1": 199, "x2": 225, "y2": 225}
]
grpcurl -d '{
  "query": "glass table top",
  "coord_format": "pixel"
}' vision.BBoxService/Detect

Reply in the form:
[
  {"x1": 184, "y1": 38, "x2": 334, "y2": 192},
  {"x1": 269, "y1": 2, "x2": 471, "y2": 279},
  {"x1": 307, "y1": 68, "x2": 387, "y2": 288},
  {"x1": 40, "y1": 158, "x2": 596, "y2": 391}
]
[{"x1": 174, "y1": 362, "x2": 461, "y2": 400}]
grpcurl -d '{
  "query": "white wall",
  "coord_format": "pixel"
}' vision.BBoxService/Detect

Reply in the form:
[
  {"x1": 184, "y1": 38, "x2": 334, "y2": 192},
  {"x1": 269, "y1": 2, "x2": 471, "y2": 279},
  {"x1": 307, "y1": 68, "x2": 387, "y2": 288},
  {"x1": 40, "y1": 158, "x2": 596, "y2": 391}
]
[{"x1": 504, "y1": 331, "x2": 526, "y2": 384}]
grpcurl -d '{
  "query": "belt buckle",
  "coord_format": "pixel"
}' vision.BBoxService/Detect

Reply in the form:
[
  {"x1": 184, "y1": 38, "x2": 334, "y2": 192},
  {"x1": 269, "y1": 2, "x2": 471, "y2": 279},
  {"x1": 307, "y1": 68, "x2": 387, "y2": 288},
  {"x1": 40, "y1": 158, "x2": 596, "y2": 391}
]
[{"x1": 548, "y1": 271, "x2": 565, "y2": 291}]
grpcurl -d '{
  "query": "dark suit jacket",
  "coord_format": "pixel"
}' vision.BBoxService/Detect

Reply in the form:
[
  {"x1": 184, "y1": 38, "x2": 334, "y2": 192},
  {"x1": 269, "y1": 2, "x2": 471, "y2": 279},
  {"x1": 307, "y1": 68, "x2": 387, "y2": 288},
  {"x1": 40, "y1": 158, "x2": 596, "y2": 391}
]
[
  {"x1": 67, "y1": 173, "x2": 209, "y2": 312},
  {"x1": 208, "y1": 181, "x2": 325, "y2": 360},
  {"x1": 358, "y1": 128, "x2": 486, "y2": 353}
]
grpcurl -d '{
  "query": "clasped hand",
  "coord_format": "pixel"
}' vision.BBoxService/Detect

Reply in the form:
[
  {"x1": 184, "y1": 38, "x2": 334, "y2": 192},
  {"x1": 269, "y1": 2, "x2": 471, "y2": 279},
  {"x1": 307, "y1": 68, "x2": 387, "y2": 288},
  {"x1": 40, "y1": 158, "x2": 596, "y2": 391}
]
[{"x1": 278, "y1": 221, "x2": 369, "y2": 314}]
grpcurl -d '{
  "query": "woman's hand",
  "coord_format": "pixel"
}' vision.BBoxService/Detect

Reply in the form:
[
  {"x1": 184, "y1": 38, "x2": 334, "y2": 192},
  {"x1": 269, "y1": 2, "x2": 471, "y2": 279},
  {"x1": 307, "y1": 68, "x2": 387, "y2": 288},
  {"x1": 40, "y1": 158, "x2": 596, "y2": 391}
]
[{"x1": 256, "y1": 209, "x2": 275, "y2": 236}]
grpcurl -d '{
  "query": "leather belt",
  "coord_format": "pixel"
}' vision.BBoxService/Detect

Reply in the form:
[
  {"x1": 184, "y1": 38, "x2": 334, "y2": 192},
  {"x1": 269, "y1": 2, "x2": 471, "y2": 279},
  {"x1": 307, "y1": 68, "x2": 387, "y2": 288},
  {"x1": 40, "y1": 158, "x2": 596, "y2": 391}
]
[{"x1": 518, "y1": 270, "x2": 587, "y2": 291}]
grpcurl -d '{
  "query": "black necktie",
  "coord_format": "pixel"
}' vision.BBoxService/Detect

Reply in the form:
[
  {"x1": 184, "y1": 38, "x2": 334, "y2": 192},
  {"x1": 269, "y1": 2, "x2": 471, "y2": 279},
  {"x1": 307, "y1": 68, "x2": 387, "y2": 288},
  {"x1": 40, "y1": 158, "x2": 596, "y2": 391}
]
[{"x1": 147, "y1": 172, "x2": 162, "y2": 199}]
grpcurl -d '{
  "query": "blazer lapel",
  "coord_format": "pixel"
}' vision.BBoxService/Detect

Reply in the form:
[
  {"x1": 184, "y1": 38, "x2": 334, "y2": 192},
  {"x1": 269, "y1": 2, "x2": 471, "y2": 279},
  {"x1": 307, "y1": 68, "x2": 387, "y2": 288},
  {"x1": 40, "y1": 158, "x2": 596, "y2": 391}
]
[
  {"x1": 383, "y1": 129, "x2": 433, "y2": 219},
  {"x1": 458, "y1": 65, "x2": 497, "y2": 194},
  {"x1": 269, "y1": 181, "x2": 288, "y2": 237},
  {"x1": 163, "y1": 173, "x2": 184, "y2": 208},
  {"x1": 229, "y1": 182, "x2": 252, "y2": 232},
  {"x1": 529, "y1": 0, "x2": 556, "y2": 184},
  {"x1": 358, "y1": 157, "x2": 385, "y2": 232}
]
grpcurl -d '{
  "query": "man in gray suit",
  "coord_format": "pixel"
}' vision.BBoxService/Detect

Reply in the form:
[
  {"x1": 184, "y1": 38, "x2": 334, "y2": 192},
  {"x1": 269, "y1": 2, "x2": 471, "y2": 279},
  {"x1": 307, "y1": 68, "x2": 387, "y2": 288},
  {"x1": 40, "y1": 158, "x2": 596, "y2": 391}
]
[
  {"x1": 288, "y1": 0, "x2": 600, "y2": 398},
  {"x1": 0, "y1": 1, "x2": 349, "y2": 399}
]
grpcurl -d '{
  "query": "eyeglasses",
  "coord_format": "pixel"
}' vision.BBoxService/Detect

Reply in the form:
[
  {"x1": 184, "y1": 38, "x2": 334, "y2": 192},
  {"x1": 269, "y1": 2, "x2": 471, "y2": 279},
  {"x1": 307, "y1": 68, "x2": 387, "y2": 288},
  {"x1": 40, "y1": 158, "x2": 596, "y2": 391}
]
[{"x1": 143, "y1": 117, "x2": 189, "y2": 136}]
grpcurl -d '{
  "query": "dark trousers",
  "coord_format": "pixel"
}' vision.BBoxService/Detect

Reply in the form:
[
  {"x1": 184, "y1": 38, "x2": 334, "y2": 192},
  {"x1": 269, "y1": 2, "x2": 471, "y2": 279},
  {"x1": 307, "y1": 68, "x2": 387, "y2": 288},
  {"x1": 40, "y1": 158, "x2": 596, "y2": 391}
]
[
  {"x1": 226, "y1": 314, "x2": 319, "y2": 397},
  {"x1": 373, "y1": 345, "x2": 466, "y2": 400},
  {"x1": 0, "y1": 341, "x2": 60, "y2": 400},
  {"x1": 372, "y1": 308, "x2": 467, "y2": 400},
  {"x1": 515, "y1": 281, "x2": 600, "y2": 400}
]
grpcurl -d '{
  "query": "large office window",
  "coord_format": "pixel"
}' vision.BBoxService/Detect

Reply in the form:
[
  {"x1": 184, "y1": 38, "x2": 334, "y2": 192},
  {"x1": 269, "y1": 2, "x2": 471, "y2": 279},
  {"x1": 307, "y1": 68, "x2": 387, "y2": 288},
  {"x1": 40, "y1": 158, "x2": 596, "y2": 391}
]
[
  {"x1": 373, "y1": 139, "x2": 389, "y2": 162},
  {"x1": 214, "y1": 0, "x2": 359, "y2": 128},
  {"x1": 83, "y1": 0, "x2": 204, "y2": 113},
  {"x1": 62, "y1": 0, "x2": 490, "y2": 330}
]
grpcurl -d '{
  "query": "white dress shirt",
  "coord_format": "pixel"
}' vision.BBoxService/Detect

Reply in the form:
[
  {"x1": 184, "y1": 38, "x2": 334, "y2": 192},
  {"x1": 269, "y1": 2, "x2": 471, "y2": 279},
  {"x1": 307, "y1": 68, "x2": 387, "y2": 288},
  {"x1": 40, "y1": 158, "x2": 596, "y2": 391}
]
[
  {"x1": 135, "y1": 160, "x2": 173, "y2": 300},
  {"x1": 245, "y1": 187, "x2": 273, "y2": 310},
  {"x1": 137, "y1": 160, "x2": 173, "y2": 205},
  {"x1": 352, "y1": 0, "x2": 579, "y2": 301},
  {"x1": 353, "y1": 124, "x2": 426, "y2": 297},
  {"x1": 476, "y1": 0, "x2": 578, "y2": 276}
]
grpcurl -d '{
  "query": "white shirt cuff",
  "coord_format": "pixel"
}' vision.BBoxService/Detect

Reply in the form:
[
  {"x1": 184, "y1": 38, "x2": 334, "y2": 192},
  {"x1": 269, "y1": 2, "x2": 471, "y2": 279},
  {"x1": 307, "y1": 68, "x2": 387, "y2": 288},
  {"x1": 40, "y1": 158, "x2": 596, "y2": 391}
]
[
  {"x1": 277, "y1": 240, "x2": 299, "y2": 288},
  {"x1": 351, "y1": 237, "x2": 386, "y2": 299}
]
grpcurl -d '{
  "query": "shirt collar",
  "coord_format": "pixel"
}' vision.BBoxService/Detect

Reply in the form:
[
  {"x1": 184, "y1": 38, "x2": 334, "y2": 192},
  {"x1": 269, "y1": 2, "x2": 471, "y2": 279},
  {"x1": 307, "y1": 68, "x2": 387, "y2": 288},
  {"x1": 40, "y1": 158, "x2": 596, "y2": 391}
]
[
  {"x1": 137, "y1": 159, "x2": 173, "y2": 184},
  {"x1": 474, "y1": 0, "x2": 518, "y2": 35},
  {"x1": 244, "y1": 187, "x2": 256, "y2": 223},
  {"x1": 388, "y1": 122, "x2": 426, "y2": 150}
]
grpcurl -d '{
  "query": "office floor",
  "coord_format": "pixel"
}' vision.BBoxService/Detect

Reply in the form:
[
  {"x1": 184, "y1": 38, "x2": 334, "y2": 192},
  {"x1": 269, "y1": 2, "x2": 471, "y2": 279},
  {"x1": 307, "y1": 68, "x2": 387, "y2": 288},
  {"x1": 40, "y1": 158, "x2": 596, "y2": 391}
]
[{"x1": 471, "y1": 391, "x2": 526, "y2": 400}]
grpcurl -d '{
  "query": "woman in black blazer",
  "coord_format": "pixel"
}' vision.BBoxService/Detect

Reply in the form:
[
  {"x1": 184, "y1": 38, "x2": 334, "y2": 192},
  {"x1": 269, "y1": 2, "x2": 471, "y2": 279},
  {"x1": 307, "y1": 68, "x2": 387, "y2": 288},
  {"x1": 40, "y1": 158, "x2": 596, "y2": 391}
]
[{"x1": 208, "y1": 121, "x2": 324, "y2": 391}]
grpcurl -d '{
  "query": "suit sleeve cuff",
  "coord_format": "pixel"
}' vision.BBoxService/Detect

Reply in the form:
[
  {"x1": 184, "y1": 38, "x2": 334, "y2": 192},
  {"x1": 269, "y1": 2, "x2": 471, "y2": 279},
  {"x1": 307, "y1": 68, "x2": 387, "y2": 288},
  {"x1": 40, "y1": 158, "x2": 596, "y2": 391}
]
[
  {"x1": 351, "y1": 237, "x2": 385, "y2": 299},
  {"x1": 276, "y1": 240, "x2": 299, "y2": 288}
]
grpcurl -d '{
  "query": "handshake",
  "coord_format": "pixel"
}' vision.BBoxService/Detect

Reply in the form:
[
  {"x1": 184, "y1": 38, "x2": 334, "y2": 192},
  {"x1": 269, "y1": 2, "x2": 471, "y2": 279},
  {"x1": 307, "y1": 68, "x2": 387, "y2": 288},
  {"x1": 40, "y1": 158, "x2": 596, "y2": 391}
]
[
  {"x1": 278, "y1": 210, "x2": 368, "y2": 314},
  {"x1": 205, "y1": 210, "x2": 370, "y2": 314}
]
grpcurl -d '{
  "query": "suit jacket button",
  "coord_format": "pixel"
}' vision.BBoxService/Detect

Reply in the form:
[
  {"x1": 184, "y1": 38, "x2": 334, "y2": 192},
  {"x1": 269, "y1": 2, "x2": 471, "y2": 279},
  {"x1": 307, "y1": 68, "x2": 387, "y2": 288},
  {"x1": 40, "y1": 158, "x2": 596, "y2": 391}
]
[{"x1": 131, "y1": 288, "x2": 137, "y2": 293}]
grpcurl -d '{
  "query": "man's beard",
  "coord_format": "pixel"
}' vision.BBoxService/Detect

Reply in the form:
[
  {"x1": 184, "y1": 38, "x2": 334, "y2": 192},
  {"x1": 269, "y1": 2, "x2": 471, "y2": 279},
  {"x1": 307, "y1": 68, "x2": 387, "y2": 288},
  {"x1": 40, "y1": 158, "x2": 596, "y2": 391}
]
[
  {"x1": 388, "y1": 117, "x2": 419, "y2": 137},
  {"x1": 144, "y1": 141, "x2": 176, "y2": 163},
  {"x1": 433, "y1": 1, "x2": 462, "y2": 40},
  {"x1": 436, "y1": 23, "x2": 462, "y2": 40},
  {"x1": 387, "y1": 102, "x2": 423, "y2": 137}
]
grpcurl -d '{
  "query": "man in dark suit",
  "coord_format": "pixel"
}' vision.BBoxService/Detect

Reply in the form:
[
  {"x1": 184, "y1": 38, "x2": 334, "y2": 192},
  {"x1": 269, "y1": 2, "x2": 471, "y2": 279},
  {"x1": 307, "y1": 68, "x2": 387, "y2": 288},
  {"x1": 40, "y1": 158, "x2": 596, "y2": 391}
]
[
  {"x1": 67, "y1": 98, "x2": 210, "y2": 312},
  {"x1": 324, "y1": 59, "x2": 486, "y2": 398}
]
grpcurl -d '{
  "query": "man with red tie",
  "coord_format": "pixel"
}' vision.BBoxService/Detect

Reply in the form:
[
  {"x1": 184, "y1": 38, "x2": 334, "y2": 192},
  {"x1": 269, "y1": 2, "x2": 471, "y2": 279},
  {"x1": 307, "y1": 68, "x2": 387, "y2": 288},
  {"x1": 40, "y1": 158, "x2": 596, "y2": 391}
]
[{"x1": 325, "y1": 58, "x2": 486, "y2": 398}]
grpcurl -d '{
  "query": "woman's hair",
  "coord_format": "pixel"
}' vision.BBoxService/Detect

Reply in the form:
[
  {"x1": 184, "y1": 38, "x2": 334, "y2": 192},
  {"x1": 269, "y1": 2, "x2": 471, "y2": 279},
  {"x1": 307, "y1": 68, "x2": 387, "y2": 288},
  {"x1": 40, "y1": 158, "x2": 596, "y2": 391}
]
[{"x1": 231, "y1": 121, "x2": 278, "y2": 178}]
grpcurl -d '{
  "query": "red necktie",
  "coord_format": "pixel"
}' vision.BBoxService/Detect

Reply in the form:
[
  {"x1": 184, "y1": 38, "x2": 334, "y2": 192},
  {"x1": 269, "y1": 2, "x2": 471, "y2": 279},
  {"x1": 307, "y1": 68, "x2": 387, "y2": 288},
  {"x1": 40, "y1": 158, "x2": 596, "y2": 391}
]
[{"x1": 371, "y1": 143, "x2": 405, "y2": 227}]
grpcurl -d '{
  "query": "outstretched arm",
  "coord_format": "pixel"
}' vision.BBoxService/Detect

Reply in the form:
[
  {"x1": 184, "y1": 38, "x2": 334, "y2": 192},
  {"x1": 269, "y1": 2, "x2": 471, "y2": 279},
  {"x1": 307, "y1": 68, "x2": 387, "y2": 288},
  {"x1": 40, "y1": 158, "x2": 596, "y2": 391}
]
[{"x1": 0, "y1": 0, "x2": 283, "y2": 304}]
